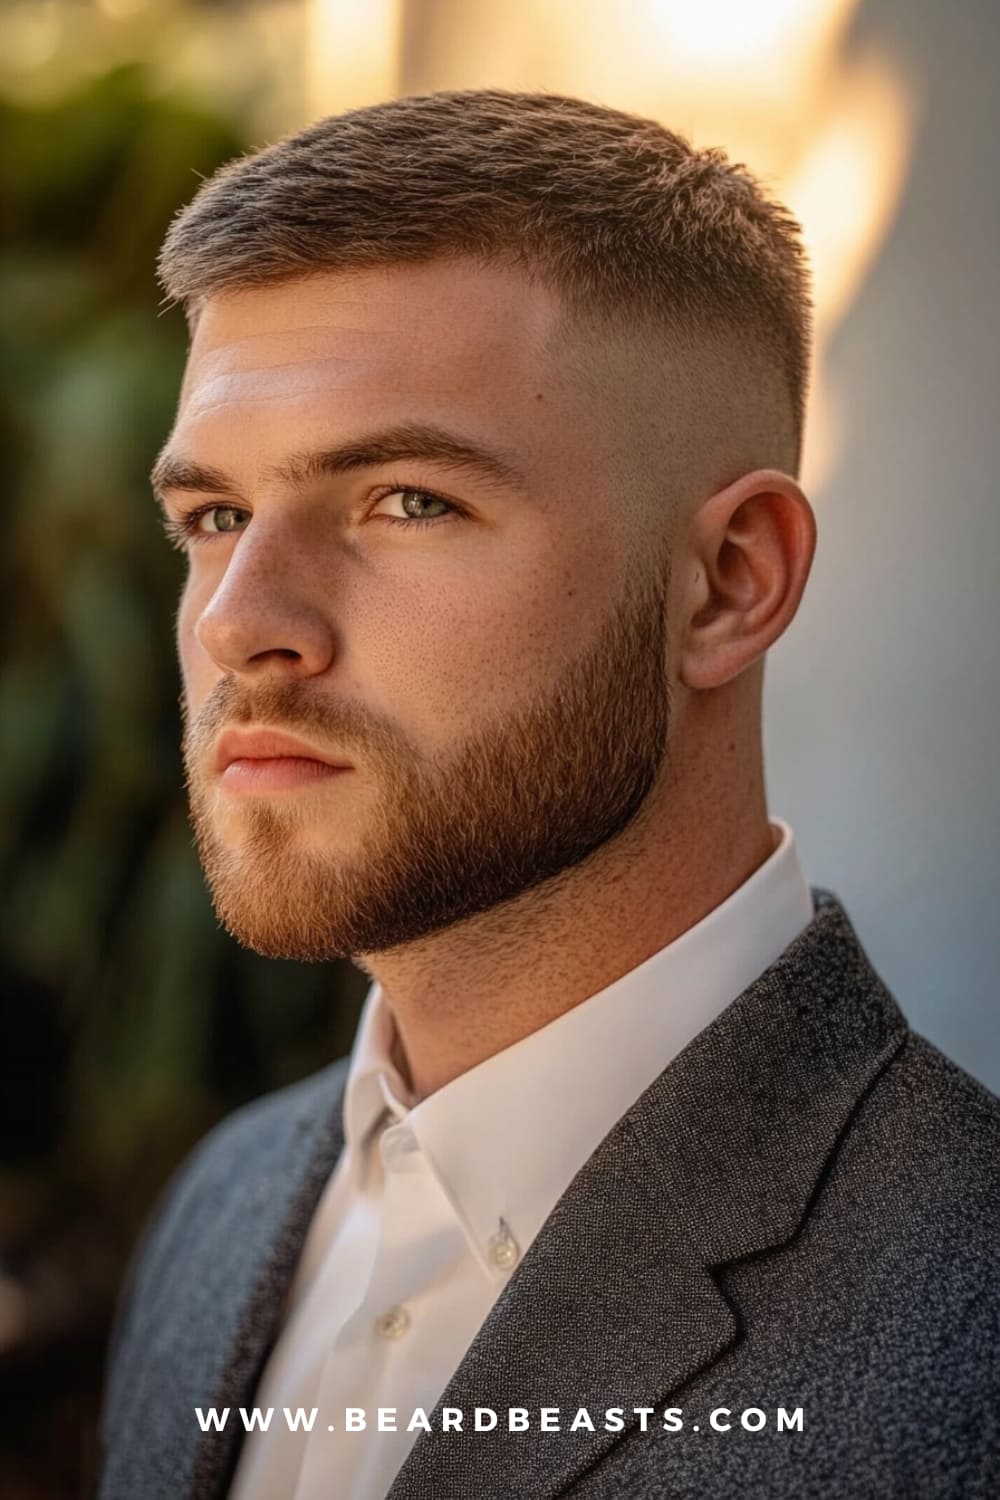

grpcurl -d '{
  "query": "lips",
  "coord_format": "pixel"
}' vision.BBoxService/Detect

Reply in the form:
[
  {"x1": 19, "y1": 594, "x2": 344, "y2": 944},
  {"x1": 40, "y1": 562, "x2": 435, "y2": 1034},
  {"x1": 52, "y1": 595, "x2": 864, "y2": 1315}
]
[{"x1": 214, "y1": 727, "x2": 352, "y2": 774}]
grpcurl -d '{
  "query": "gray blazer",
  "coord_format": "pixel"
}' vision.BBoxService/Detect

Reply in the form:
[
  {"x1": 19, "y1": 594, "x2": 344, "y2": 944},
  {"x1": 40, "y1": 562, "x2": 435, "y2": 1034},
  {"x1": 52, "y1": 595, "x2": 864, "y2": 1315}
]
[{"x1": 97, "y1": 888, "x2": 1000, "y2": 1498}]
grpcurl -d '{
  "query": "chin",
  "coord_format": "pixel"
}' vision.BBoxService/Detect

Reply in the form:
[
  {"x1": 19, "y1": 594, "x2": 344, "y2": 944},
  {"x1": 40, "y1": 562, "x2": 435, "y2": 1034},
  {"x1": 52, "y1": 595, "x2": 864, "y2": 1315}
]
[{"x1": 208, "y1": 884, "x2": 352, "y2": 962}]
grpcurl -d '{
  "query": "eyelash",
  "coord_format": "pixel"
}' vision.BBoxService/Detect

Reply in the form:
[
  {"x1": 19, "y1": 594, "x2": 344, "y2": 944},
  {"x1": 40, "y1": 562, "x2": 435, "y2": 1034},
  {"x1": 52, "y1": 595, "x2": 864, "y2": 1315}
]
[{"x1": 159, "y1": 482, "x2": 461, "y2": 550}]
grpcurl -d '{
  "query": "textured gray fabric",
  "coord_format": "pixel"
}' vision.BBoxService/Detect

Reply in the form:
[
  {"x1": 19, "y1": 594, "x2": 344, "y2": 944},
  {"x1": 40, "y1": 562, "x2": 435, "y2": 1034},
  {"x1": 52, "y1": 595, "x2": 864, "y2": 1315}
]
[{"x1": 96, "y1": 888, "x2": 1000, "y2": 1498}]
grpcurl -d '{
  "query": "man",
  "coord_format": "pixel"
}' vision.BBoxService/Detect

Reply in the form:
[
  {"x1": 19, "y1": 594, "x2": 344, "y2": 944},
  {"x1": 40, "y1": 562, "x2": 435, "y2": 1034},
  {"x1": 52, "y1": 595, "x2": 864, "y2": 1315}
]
[{"x1": 97, "y1": 90, "x2": 998, "y2": 1499}]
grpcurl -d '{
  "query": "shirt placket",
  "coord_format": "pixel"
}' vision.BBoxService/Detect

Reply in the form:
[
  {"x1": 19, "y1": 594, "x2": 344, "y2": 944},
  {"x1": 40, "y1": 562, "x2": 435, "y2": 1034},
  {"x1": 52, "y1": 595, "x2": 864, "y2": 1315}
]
[{"x1": 293, "y1": 1107, "x2": 466, "y2": 1499}]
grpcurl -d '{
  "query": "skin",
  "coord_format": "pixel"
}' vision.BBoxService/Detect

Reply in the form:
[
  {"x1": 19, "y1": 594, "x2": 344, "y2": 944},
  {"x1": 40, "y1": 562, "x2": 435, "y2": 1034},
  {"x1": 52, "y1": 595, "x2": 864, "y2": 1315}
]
[{"x1": 158, "y1": 257, "x2": 817, "y2": 1101}]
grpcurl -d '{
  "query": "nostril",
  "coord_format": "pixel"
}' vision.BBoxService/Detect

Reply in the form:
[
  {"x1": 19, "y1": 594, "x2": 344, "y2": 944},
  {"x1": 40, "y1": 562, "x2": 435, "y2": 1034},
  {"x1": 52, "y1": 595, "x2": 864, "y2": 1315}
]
[{"x1": 246, "y1": 646, "x2": 302, "y2": 663}]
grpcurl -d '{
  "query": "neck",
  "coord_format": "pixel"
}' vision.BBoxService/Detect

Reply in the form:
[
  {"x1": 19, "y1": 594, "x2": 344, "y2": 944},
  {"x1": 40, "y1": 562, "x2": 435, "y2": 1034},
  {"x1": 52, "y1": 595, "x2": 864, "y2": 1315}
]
[{"x1": 361, "y1": 725, "x2": 774, "y2": 1103}]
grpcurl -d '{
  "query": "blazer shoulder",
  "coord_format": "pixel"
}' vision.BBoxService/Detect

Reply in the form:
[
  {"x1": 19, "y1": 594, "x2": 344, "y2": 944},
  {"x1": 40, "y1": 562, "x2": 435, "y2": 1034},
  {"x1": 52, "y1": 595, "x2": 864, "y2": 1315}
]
[
  {"x1": 844, "y1": 1027, "x2": 1000, "y2": 1252},
  {"x1": 889, "y1": 1028, "x2": 1000, "y2": 1146}
]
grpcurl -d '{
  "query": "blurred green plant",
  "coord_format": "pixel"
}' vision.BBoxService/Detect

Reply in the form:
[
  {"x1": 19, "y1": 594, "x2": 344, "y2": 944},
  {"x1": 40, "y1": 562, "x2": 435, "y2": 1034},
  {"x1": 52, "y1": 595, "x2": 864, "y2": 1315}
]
[{"x1": 0, "y1": 60, "x2": 366, "y2": 1496}]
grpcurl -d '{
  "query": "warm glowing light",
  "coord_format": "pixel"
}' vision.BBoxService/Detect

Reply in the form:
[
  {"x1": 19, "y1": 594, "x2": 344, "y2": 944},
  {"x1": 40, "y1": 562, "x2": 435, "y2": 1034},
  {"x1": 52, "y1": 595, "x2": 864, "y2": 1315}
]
[
  {"x1": 306, "y1": 0, "x2": 402, "y2": 116},
  {"x1": 379, "y1": 0, "x2": 916, "y2": 492},
  {"x1": 783, "y1": 50, "x2": 913, "y2": 340},
  {"x1": 646, "y1": 0, "x2": 853, "y2": 73},
  {"x1": 0, "y1": 0, "x2": 63, "y2": 71},
  {"x1": 95, "y1": 0, "x2": 151, "y2": 18}
]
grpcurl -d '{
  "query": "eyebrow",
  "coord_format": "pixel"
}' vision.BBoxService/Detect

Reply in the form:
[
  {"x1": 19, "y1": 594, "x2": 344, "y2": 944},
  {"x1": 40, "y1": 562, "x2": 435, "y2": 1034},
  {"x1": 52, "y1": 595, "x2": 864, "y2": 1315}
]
[{"x1": 149, "y1": 421, "x2": 528, "y2": 506}]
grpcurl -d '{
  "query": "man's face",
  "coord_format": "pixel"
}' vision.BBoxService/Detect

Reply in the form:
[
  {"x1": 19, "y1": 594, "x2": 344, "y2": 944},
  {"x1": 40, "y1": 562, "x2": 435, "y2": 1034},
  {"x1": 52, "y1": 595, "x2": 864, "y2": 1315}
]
[{"x1": 163, "y1": 260, "x2": 674, "y2": 958}]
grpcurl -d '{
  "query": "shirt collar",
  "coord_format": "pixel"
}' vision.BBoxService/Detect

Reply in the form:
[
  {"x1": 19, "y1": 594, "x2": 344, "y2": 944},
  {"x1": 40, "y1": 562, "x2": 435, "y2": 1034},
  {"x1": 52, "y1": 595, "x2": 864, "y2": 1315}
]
[
  {"x1": 342, "y1": 977, "x2": 415, "y2": 1156},
  {"x1": 341, "y1": 817, "x2": 813, "y2": 1276}
]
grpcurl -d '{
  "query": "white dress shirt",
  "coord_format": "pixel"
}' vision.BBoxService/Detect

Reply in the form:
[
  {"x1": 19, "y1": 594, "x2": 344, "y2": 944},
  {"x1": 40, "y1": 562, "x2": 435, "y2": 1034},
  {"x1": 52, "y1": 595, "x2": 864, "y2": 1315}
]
[{"x1": 228, "y1": 818, "x2": 813, "y2": 1500}]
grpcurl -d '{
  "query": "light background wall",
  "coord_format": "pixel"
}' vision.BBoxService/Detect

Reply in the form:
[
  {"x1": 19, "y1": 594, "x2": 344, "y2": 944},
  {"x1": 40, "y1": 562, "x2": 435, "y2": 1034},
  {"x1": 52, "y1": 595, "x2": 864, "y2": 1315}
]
[{"x1": 765, "y1": 0, "x2": 999, "y2": 1089}]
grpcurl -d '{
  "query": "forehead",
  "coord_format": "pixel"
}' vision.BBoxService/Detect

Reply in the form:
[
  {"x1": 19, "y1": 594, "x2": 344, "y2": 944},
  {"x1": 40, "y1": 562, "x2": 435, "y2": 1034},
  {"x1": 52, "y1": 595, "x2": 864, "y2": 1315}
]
[{"x1": 176, "y1": 260, "x2": 583, "y2": 459}]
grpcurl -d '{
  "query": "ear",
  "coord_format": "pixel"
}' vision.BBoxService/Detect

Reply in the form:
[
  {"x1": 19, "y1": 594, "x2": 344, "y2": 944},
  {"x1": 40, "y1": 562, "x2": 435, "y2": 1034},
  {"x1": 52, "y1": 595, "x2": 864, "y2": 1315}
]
[{"x1": 679, "y1": 468, "x2": 817, "y2": 691}]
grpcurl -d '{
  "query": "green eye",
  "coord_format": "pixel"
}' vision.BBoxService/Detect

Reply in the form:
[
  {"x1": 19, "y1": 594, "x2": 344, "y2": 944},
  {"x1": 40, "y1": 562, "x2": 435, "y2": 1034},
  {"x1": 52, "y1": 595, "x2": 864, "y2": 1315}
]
[
  {"x1": 394, "y1": 490, "x2": 451, "y2": 519},
  {"x1": 201, "y1": 505, "x2": 250, "y2": 533},
  {"x1": 369, "y1": 487, "x2": 459, "y2": 529}
]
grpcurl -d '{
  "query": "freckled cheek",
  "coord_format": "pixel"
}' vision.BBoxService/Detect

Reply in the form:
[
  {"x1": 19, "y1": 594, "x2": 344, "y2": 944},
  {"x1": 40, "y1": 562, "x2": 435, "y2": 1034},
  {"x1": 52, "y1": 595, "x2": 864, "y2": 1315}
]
[{"x1": 352, "y1": 566, "x2": 584, "y2": 733}]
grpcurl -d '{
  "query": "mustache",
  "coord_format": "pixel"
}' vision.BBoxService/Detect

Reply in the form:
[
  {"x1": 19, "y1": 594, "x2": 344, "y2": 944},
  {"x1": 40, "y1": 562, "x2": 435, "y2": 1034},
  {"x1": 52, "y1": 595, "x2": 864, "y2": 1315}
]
[{"x1": 181, "y1": 676, "x2": 406, "y2": 764}]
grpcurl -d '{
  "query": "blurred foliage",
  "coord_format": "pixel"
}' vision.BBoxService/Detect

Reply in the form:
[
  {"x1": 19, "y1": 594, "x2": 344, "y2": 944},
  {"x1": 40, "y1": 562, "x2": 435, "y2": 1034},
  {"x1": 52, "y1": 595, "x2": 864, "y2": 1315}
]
[{"x1": 0, "y1": 60, "x2": 366, "y2": 1498}]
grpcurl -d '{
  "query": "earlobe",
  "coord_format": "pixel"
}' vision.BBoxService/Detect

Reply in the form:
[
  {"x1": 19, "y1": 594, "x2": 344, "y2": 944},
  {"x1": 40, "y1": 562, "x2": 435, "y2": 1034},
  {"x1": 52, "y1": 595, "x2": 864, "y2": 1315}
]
[{"x1": 678, "y1": 469, "x2": 816, "y2": 692}]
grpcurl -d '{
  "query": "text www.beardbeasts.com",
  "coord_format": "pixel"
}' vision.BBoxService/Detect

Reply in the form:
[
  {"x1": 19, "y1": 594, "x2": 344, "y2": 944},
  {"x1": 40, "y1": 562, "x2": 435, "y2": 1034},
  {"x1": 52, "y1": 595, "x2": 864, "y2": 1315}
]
[{"x1": 195, "y1": 1405, "x2": 804, "y2": 1436}]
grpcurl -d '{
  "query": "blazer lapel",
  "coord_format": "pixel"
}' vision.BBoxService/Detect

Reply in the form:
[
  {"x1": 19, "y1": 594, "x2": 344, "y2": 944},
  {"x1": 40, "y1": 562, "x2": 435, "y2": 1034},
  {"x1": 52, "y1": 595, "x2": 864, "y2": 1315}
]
[
  {"x1": 387, "y1": 887, "x2": 910, "y2": 1499},
  {"x1": 185, "y1": 1059, "x2": 350, "y2": 1499}
]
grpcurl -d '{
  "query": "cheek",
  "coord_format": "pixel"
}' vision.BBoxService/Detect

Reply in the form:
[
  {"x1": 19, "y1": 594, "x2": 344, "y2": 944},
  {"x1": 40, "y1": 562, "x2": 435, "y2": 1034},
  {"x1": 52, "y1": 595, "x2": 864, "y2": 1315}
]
[{"x1": 350, "y1": 532, "x2": 614, "y2": 735}]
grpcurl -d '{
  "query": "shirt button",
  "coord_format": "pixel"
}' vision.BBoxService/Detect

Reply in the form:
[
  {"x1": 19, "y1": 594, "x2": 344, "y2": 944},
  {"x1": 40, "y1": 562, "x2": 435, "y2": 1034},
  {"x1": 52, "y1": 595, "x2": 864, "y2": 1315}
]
[
  {"x1": 374, "y1": 1304, "x2": 411, "y2": 1340},
  {"x1": 381, "y1": 1126, "x2": 419, "y2": 1170},
  {"x1": 487, "y1": 1219, "x2": 520, "y2": 1271}
]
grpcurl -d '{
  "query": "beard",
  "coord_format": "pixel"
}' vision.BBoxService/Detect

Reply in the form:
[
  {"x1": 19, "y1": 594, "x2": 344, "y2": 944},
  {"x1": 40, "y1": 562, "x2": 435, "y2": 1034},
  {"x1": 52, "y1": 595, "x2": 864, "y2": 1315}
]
[{"x1": 182, "y1": 561, "x2": 671, "y2": 961}]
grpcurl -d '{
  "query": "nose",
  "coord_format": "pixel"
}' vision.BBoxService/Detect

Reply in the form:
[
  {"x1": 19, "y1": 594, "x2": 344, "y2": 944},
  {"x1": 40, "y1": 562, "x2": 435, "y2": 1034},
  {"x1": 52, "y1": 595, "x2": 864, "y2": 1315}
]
[{"x1": 192, "y1": 522, "x2": 339, "y2": 679}]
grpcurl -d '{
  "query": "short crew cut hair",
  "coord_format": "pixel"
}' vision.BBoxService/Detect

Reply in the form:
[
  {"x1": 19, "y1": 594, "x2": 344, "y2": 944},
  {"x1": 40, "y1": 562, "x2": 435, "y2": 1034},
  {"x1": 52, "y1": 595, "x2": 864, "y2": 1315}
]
[{"x1": 158, "y1": 88, "x2": 812, "y2": 462}]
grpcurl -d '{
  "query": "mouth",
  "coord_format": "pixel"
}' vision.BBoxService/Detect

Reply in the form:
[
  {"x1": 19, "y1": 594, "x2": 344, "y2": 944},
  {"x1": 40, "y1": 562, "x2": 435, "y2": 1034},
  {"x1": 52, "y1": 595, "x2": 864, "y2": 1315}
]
[{"x1": 214, "y1": 727, "x2": 354, "y2": 793}]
